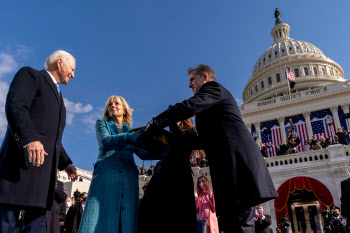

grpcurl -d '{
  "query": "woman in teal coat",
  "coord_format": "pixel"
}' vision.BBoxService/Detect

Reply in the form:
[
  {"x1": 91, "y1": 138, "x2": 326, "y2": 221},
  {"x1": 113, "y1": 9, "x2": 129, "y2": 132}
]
[{"x1": 78, "y1": 96, "x2": 157, "y2": 233}]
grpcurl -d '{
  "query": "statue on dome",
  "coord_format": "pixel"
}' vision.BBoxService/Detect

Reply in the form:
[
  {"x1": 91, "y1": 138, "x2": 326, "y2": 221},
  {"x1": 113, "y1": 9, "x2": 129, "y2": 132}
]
[{"x1": 274, "y1": 8, "x2": 282, "y2": 25}]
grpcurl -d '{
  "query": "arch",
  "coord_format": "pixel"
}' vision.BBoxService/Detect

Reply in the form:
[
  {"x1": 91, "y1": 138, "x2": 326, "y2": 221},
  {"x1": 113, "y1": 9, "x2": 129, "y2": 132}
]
[{"x1": 274, "y1": 176, "x2": 334, "y2": 226}]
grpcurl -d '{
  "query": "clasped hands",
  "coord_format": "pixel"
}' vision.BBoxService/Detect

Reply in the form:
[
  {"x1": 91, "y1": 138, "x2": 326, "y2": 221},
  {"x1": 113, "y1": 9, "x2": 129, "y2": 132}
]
[{"x1": 26, "y1": 141, "x2": 78, "y2": 181}]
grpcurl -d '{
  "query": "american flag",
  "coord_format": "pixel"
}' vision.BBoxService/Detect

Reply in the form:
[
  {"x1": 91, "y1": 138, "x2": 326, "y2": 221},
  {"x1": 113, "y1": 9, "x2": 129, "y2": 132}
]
[
  {"x1": 261, "y1": 120, "x2": 282, "y2": 157},
  {"x1": 311, "y1": 109, "x2": 336, "y2": 139},
  {"x1": 285, "y1": 114, "x2": 309, "y2": 152},
  {"x1": 286, "y1": 67, "x2": 295, "y2": 81}
]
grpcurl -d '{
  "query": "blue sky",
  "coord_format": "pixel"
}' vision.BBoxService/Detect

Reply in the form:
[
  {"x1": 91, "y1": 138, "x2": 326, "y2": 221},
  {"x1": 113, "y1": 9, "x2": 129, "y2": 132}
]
[{"x1": 0, "y1": 1, "x2": 349, "y2": 171}]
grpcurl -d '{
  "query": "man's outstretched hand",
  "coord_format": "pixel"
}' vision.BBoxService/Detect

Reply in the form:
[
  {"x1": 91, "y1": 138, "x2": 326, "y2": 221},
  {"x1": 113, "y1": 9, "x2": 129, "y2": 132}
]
[{"x1": 65, "y1": 164, "x2": 78, "y2": 181}]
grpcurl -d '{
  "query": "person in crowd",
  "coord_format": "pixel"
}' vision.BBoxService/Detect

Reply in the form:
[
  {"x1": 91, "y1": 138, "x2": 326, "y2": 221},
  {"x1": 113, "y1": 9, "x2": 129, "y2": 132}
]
[
  {"x1": 337, "y1": 128, "x2": 348, "y2": 145},
  {"x1": 195, "y1": 176, "x2": 219, "y2": 233},
  {"x1": 0, "y1": 50, "x2": 78, "y2": 233},
  {"x1": 321, "y1": 138, "x2": 328, "y2": 149},
  {"x1": 260, "y1": 143, "x2": 267, "y2": 158},
  {"x1": 138, "y1": 118, "x2": 199, "y2": 233},
  {"x1": 64, "y1": 192, "x2": 87, "y2": 233},
  {"x1": 279, "y1": 216, "x2": 291, "y2": 233},
  {"x1": 59, "y1": 198, "x2": 67, "y2": 233},
  {"x1": 73, "y1": 189, "x2": 81, "y2": 204},
  {"x1": 46, "y1": 180, "x2": 67, "y2": 233},
  {"x1": 78, "y1": 96, "x2": 159, "y2": 233},
  {"x1": 140, "y1": 165, "x2": 146, "y2": 175},
  {"x1": 311, "y1": 135, "x2": 318, "y2": 146},
  {"x1": 329, "y1": 207, "x2": 347, "y2": 233},
  {"x1": 254, "y1": 205, "x2": 272, "y2": 233},
  {"x1": 276, "y1": 145, "x2": 282, "y2": 156},
  {"x1": 65, "y1": 197, "x2": 72, "y2": 214},
  {"x1": 303, "y1": 142, "x2": 310, "y2": 152},
  {"x1": 280, "y1": 143, "x2": 289, "y2": 155},
  {"x1": 322, "y1": 206, "x2": 333, "y2": 233},
  {"x1": 138, "y1": 64, "x2": 277, "y2": 233}
]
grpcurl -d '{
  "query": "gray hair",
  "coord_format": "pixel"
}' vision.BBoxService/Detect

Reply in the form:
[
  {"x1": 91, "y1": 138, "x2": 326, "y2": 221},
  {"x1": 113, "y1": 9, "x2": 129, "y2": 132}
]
[{"x1": 44, "y1": 50, "x2": 75, "y2": 69}]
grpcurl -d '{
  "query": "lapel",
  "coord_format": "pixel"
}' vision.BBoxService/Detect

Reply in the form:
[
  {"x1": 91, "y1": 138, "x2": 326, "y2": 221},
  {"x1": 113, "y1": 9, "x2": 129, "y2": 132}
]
[
  {"x1": 106, "y1": 120, "x2": 131, "y2": 135},
  {"x1": 41, "y1": 70, "x2": 61, "y2": 107}
]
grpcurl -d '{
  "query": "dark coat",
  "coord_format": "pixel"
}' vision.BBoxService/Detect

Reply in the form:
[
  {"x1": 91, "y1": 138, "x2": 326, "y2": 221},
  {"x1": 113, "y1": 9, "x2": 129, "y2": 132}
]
[
  {"x1": 46, "y1": 180, "x2": 67, "y2": 233},
  {"x1": 64, "y1": 203, "x2": 83, "y2": 233},
  {"x1": 138, "y1": 125, "x2": 198, "y2": 233},
  {"x1": 0, "y1": 67, "x2": 72, "y2": 209},
  {"x1": 156, "y1": 81, "x2": 278, "y2": 214},
  {"x1": 255, "y1": 215, "x2": 272, "y2": 233}
]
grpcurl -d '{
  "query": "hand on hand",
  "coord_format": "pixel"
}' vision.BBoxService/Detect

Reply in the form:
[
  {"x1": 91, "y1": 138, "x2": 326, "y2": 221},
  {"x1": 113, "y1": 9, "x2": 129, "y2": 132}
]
[
  {"x1": 26, "y1": 141, "x2": 48, "y2": 167},
  {"x1": 65, "y1": 164, "x2": 78, "y2": 181}
]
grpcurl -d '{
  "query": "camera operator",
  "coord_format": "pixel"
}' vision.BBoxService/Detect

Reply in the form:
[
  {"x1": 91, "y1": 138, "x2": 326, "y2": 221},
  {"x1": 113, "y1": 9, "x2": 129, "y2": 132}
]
[
  {"x1": 280, "y1": 216, "x2": 291, "y2": 233},
  {"x1": 329, "y1": 207, "x2": 346, "y2": 233},
  {"x1": 254, "y1": 205, "x2": 272, "y2": 233}
]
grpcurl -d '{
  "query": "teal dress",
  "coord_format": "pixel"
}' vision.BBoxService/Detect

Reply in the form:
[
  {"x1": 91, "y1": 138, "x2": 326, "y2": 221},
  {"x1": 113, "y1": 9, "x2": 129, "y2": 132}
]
[{"x1": 78, "y1": 119, "x2": 153, "y2": 233}]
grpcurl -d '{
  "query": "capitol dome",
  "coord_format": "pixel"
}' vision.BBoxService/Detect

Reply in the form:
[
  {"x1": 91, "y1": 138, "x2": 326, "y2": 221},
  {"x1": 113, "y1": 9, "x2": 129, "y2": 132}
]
[{"x1": 242, "y1": 20, "x2": 345, "y2": 104}]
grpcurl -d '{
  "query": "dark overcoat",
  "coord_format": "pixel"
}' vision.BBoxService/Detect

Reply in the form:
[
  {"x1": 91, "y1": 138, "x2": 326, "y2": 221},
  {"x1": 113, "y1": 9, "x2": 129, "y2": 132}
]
[
  {"x1": 46, "y1": 180, "x2": 67, "y2": 233},
  {"x1": 138, "y1": 126, "x2": 198, "y2": 233},
  {"x1": 255, "y1": 215, "x2": 272, "y2": 233},
  {"x1": 64, "y1": 203, "x2": 83, "y2": 233},
  {"x1": 0, "y1": 67, "x2": 72, "y2": 209},
  {"x1": 156, "y1": 81, "x2": 278, "y2": 214}
]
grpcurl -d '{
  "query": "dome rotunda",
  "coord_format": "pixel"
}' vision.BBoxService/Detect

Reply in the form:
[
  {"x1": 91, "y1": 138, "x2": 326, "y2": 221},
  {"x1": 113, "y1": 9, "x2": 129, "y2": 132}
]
[{"x1": 242, "y1": 20, "x2": 345, "y2": 104}]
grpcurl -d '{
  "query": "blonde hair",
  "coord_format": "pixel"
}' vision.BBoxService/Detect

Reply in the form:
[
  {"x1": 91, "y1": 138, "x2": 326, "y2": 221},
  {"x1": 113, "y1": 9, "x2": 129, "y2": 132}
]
[{"x1": 102, "y1": 96, "x2": 133, "y2": 127}]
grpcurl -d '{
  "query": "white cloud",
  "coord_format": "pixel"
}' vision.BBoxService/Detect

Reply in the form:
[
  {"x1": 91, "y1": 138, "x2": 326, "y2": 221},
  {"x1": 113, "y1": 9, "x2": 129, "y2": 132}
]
[
  {"x1": 81, "y1": 107, "x2": 104, "y2": 133},
  {"x1": 63, "y1": 98, "x2": 93, "y2": 125},
  {"x1": 0, "y1": 81, "x2": 9, "y2": 138},
  {"x1": 0, "y1": 53, "x2": 18, "y2": 78},
  {"x1": 235, "y1": 98, "x2": 244, "y2": 106}
]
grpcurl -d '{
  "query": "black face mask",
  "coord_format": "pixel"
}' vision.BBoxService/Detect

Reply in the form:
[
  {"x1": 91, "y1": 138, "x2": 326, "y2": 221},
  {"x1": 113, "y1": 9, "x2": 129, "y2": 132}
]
[
  {"x1": 334, "y1": 213, "x2": 340, "y2": 217},
  {"x1": 82, "y1": 197, "x2": 87, "y2": 202}
]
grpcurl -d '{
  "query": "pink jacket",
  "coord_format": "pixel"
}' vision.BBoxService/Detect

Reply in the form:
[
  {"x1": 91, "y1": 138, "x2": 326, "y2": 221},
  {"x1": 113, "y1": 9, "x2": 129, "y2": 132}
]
[{"x1": 195, "y1": 189, "x2": 219, "y2": 233}]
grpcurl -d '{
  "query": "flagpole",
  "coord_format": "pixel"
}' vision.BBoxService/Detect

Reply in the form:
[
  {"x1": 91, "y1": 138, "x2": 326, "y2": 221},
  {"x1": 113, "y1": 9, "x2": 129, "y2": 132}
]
[{"x1": 285, "y1": 66, "x2": 291, "y2": 95}]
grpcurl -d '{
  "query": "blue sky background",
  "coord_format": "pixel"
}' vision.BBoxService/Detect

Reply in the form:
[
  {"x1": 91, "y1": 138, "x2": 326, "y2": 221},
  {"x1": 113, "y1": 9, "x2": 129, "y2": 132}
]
[{"x1": 0, "y1": 1, "x2": 349, "y2": 171}]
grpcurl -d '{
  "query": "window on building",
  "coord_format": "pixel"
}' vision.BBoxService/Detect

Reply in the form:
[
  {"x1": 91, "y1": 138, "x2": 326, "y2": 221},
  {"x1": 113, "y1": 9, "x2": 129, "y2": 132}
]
[
  {"x1": 268, "y1": 77, "x2": 272, "y2": 85},
  {"x1": 322, "y1": 68, "x2": 325, "y2": 75},
  {"x1": 255, "y1": 85, "x2": 258, "y2": 92},
  {"x1": 295, "y1": 68, "x2": 300, "y2": 77},
  {"x1": 263, "y1": 58, "x2": 265, "y2": 62},
  {"x1": 250, "y1": 89, "x2": 253, "y2": 95},
  {"x1": 261, "y1": 81, "x2": 264, "y2": 89},
  {"x1": 313, "y1": 67, "x2": 317, "y2": 75},
  {"x1": 289, "y1": 47, "x2": 292, "y2": 51},
  {"x1": 276, "y1": 73, "x2": 281, "y2": 82},
  {"x1": 282, "y1": 48, "x2": 285, "y2": 53},
  {"x1": 269, "y1": 54, "x2": 271, "y2": 58},
  {"x1": 79, "y1": 177, "x2": 83, "y2": 182},
  {"x1": 275, "y1": 51, "x2": 278, "y2": 56},
  {"x1": 329, "y1": 69, "x2": 333, "y2": 76},
  {"x1": 304, "y1": 67, "x2": 309, "y2": 76}
]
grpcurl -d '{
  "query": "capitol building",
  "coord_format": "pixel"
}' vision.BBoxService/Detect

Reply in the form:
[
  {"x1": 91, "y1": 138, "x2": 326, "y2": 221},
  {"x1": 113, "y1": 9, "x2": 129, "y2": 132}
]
[
  {"x1": 59, "y1": 11, "x2": 350, "y2": 233},
  {"x1": 238, "y1": 13, "x2": 350, "y2": 233}
]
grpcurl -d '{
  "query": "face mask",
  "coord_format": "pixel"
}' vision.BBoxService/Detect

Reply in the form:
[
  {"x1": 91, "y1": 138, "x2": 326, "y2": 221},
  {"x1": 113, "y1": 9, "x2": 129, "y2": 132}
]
[
  {"x1": 66, "y1": 202, "x2": 72, "y2": 207},
  {"x1": 199, "y1": 182, "x2": 205, "y2": 190},
  {"x1": 82, "y1": 197, "x2": 87, "y2": 202},
  {"x1": 334, "y1": 213, "x2": 340, "y2": 217}
]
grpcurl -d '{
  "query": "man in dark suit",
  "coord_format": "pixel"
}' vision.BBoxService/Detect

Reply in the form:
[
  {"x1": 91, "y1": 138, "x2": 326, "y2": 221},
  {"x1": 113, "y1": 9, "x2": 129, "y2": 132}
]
[
  {"x1": 46, "y1": 180, "x2": 67, "y2": 233},
  {"x1": 64, "y1": 192, "x2": 87, "y2": 233},
  {"x1": 139, "y1": 64, "x2": 278, "y2": 233},
  {"x1": 254, "y1": 205, "x2": 272, "y2": 233},
  {"x1": 0, "y1": 50, "x2": 78, "y2": 233}
]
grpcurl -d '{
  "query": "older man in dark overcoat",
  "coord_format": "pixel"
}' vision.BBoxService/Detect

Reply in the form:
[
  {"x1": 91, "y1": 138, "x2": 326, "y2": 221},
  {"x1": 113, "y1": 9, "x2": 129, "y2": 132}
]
[
  {"x1": 0, "y1": 50, "x2": 78, "y2": 233},
  {"x1": 140, "y1": 64, "x2": 278, "y2": 233}
]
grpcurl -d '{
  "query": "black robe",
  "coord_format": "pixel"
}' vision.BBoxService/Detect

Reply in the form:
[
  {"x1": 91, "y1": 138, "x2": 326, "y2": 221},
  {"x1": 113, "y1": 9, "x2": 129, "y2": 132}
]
[
  {"x1": 153, "y1": 81, "x2": 278, "y2": 214},
  {"x1": 138, "y1": 126, "x2": 198, "y2": 233}
]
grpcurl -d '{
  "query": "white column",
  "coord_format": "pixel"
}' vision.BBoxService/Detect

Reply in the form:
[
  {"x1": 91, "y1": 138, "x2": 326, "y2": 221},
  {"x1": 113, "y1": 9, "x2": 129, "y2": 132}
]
[
  {"x1": 341, "y1": 103, "x2": 350, "y2": 114},
  {"x1": 254, "y1": 122, "x2": 261, "y2": 144},
  {"x1": 246, "y1": 123, "x2": 252, "y2": 133},
  {"x1": 330, "y1": 105, "x2": 341, "y2": 131},
  {"x1": 303, "y1": 111, "x2": 314, "y2": 138},
  {"x1": 278, "y1": 116, "x2": 286, "y2": 143}
]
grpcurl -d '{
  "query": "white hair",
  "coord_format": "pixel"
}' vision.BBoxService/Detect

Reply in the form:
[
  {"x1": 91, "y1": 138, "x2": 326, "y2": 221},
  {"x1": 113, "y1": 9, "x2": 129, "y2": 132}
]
[{"x1": 44, "y1": 50, "x2": 75, "y2": 69}]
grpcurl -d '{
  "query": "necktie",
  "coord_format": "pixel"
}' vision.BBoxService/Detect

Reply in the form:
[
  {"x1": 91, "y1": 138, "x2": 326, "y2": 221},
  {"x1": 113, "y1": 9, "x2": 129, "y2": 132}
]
[{"x1": 55, "y1": 83, "x2": 60, "y2": 96}]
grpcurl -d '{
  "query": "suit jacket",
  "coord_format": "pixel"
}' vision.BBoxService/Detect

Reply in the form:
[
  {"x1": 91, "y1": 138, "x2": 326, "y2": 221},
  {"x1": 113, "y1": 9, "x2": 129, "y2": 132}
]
[
  {"x1": 65, "y1": 203, "x2": 83, "y2": 233},
  {"x1": 0, "y1": 67, "x2": 72, "y2": 209},
  {"x1": 255, "y1": 215, "x2": 272, "y2": 233},
  {"x1": 341, "y1": 178, "x2": 350, "y2": 219},
  {"x1": 155, "y1": 81, "x2": 278, "y2": 214}
]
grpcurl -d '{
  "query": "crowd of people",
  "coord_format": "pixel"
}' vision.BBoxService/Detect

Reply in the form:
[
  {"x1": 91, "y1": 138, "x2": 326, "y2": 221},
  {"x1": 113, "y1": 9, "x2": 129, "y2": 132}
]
[
  {"x1": 138, "y1": 165, "x2": 155, "y2": 176},
  {"x1": 260, "y1": 128, "x2": 349, "y2": 157}
]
